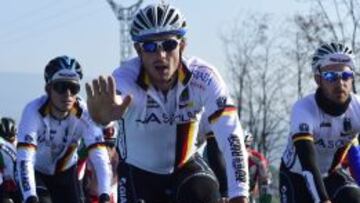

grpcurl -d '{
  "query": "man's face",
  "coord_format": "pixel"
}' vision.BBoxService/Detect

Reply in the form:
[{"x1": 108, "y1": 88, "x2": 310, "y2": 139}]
[
  {"x1": 316, "y1": 64, "x2": 354, "y2": 104},
  {"x1": 135, "y1": 34, "x2": 185, "y2": 88},
  {"x1": 48, "y1": 80, "x2": 80, "y2": 112}
]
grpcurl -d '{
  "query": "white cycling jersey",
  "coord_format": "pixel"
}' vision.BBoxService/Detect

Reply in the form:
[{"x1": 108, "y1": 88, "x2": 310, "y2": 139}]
[
  {"x1": 113, "y1": 56, "x2": 249, "y2": 198},
  {"x1": 16, "y1": 95, "x2": 111, "y2": 200},
  {"x1": 281, "y1": 92, "x2": 360, "y2": 175},
  {"x1": 0, "y1": 137, "x2": 16, "y2": 185}
]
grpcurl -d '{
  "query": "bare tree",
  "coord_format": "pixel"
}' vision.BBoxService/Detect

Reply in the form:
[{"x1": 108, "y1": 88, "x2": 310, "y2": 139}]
[
  {"x1": 293, "y1": 0, "x2": 360, "y2": 80},
  {"x1": 221, "y1": 15, "x2": 289, "y2": 162}
]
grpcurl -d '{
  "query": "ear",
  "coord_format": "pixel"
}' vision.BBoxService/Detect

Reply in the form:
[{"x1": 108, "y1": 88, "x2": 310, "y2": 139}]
[
  {"x1": 179, "y1": 38, "x2": 186, "y2": 52},
  {"x1": 134, "y1": 43, "x2": 142, "y2": 57},
  {"x1": 45, "y1": 84, "x2": 51, "y2": 94},
  {"x1": 314, "y1": 74, "x2": 321, "y2": 86}
]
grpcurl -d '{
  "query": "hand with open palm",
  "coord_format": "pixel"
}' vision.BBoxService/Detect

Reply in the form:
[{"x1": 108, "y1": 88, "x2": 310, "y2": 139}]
[{"x1": 85, "y1": 75, "x2": 132, "y2": 125}]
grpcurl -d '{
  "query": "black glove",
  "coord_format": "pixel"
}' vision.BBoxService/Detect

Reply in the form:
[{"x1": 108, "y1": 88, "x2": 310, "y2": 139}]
[
  {"x1": 99, "y1": 193, "x2": 110, "y2": 203},
  {"x1": 25, "y1": 196, "x2": 39, "y2": 203}
]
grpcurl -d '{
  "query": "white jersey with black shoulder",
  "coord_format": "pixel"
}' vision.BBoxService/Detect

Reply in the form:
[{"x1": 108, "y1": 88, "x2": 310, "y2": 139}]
[
  {"x1": 282, "y1": 93, "x2": 360, "y2": 175},
  {"x1": 16, "y1": 95, "x2": 111, "y2": 200},
  {"x1": 113, "y1": 56, "x2": 249, "y2": 199}
]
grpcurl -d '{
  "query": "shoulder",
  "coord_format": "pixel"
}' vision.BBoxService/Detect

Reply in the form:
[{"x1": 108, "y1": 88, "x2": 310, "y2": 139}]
[
  {"x1": 22, "y1": 95, "x2": 48, "y2": 118},
  {"x1": 186, "y1": 57, "x2": 224, "y2": 82},
  {"x1": 350, "y1": 94, "x2": 360, "y2": 106},
  {"x1": 291, "y1": 93, "x2": 317, "y2": 114},
  {"x1": 185, "y1": 57, "x2": 228, "y2": 94},
  {"x1": 112, "y1": 57, "x2": 141, "y2": 84}
]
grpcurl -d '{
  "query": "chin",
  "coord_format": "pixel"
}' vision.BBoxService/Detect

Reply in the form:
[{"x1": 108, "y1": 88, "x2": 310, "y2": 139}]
[{"x1": 335, "y1": 97, "x2": 349, "y2": 104}]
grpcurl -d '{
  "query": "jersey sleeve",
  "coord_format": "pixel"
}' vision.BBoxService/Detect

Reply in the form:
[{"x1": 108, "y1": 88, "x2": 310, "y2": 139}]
[
  {"x1": 290, "y1": 101, "x2": 330, "y2": 201},
  {"x1": 80, "y1": 111, "x2": 112, "y2": 196},
  {"x1": 201, "y1": 68, "x2": 249, "y2": 199},
  {"x1": 16, "y1": 102, "x2": 40, "y2": 201}
]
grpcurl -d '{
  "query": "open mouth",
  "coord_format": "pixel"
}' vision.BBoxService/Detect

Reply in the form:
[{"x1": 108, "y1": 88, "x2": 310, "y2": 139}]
[{"x1": 154, "y1": 65, "x2": 169, "y2": 73}]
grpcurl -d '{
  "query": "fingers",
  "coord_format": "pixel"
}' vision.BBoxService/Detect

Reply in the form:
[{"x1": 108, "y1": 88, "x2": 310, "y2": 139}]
[
  {"x1": 108, "y1": 76, "x2": 116, "y2": 98},
  {"x1": 114, "y1": 95, "x2": 132, "y2": 118},
  {"x1": 92, "y1": 78, "x2": 101, "y2": 96},
  {"x1": 99, "y1": 76, "x2": 108, "y2": 95},
  {"x1": 85, "y1": 83, "x2": 93, "y2": 98},
  {"x1": 122, "y1": 95, "x2": 132, "y2": 107}
]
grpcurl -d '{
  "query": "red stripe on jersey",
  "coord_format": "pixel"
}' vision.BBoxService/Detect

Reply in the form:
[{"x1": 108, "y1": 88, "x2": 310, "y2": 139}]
[
  {"x1": 55, "y1": 143, "x2": 78, "y2": 173},
  {"x1": 17, "y1": 142, "x2": 37, "y2": 150},
  {"x1": 208, "y1": 106, "x2": 237, "y2": 124},
  {"x1": 175, "y1": 122, "x2": 196, "y2": 168}
]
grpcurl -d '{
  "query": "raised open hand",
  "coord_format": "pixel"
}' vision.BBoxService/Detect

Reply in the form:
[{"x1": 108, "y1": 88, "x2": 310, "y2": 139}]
[{"x1": 86, "y1": 75, "x2": 131, "y2": 125}]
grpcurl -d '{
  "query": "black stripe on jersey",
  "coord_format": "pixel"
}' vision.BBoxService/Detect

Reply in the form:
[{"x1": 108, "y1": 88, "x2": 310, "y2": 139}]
[
  {"x1": 174, "y1": 123, "x2": 192, "y2": 169},
  {"x1": 55, "y1": 143, "x2": 78, "y2": 173},
  {"x1": 17, "y1": 142, "x2": 37, "y2": 150},
  {"x1": 207, "y1": 105, "x2": 237, "y2": 124},
  {"x1": 292, "y1": 133, "x2": 314, "y2": 143}
]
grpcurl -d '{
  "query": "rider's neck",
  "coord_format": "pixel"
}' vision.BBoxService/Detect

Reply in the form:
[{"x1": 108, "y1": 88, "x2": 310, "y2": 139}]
[{"x1": 50, "y1": 105, "x2": 70, "y2": 120}]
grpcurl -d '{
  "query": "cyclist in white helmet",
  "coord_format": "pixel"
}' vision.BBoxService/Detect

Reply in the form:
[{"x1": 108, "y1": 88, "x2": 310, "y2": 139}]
[
  {"x1": 280, "y1": 42, "x2": 360, "y2": 203},
  {"x1": 16, "y1": 56, "x2": 112, "y2": 203},
  {"x1": 86, "y1": 3, "x2": 249, "y2": 203}
]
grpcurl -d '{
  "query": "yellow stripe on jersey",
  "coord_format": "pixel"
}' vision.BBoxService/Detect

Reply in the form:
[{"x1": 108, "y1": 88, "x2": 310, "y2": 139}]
[
  {"x1": 208, "y1": 106, "x2": 237, "y2": 124},
  {"x1": 175, "y1": 122, "x2": 197, "y2": 168},
  {"x1": 87, "y1": 143, "x2": 107, "y2": 152},
  {"x1": 55, "y1": 143, "x2": 78, "y2": 173},
  {"x1": 292, "y1": 135, "x2": 314, "y2": 143}
]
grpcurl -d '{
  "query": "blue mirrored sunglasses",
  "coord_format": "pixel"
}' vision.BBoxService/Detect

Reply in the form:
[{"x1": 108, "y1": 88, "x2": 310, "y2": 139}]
[
  {"x1": 320, "y1": 71, "x2": 354, "y2": 82},
  {"x1": 139, "y1": 39, "x2": 179, "y2": 53}
]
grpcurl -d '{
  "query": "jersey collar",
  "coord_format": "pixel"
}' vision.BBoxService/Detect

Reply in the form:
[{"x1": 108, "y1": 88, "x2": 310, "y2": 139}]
[
  {"x1": 38, "y1": 96, "x2": 83, "y2": 118},
  {"x1": 315, "y1": 88, "x2": 351, "y2": 116}
]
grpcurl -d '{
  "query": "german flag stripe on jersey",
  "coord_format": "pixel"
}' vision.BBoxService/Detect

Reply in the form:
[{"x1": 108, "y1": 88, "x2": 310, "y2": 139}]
[
  {"x1": 329, "y1": 139, "x2": 355, "y2": 172},
  {"x1": 292, "y1": 133, "x2": 314, "y2": 143},
  {"x1": 55, "y1": 143, "x2": 78, "y2": 173},
  {"x1": 208, "y1": 106, "x2": 237, "y2": 124},
  {"x1": 174, "y1": 122, "x2": 196, "y2": 168},
  {"x1": 17, "y1": 142, "x2": 37, "y2": 151},
  {"x1": 178, "y1": 63, "x2": 192, "y2": 86},
  {"x1": 87, "y1": 142, "x2": 107, "y2": 152}
]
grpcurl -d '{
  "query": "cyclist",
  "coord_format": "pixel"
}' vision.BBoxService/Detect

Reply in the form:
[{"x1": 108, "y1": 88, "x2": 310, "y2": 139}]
[
  {"x1": 85, "y1": 3, "x2": 249, "y2": 203},
  {"x1": 244, "y1": 131, "x2": 272, "y2": 203},
  {"x1": 16, "y1": 56, "x2": 111, "y2": 203},
  {"x1": 0, "y1": 117, "x2": 21, "y2": 203},
  {"x1": 82, "y1": 125, "x2": 119, "y2": 203},
  {"x1": 280, "y1": 42, "x2": 360, "y2": 203}
]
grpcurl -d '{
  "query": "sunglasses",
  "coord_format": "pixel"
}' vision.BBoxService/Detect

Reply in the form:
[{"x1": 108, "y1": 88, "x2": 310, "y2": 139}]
[
  {"x1": 320, "y1": 71, "x2": 354, "y2": 83},
  {"x1": 52, "y1": 82, "x2": 80, "y2": 95},
  {"x1": 139, "y1": 39, "x2": 180, "y2": 53}
]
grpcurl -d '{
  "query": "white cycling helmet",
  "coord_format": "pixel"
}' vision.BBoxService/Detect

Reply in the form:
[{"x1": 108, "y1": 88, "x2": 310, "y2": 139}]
[
  {"x1": 244, "y1": 130, "x2": 253, "y2": 147},
  {"x1": 44, "y1": 55, "x2": 83, "y2": 84},
  {"x1": 311, "y1": 42, "x2": 355, "y2": 73},
  {"x1": 130, "y1": 3, "x2": 187, "y2": 42}
]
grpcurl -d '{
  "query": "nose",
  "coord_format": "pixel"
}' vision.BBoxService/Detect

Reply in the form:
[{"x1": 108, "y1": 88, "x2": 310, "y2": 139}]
[
  {"x1": 64, "y1": 88, "x2": 72, "y2": 96},
  {"x1": 154, "y1": 48, "x2": 167, "y2": 58}
]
